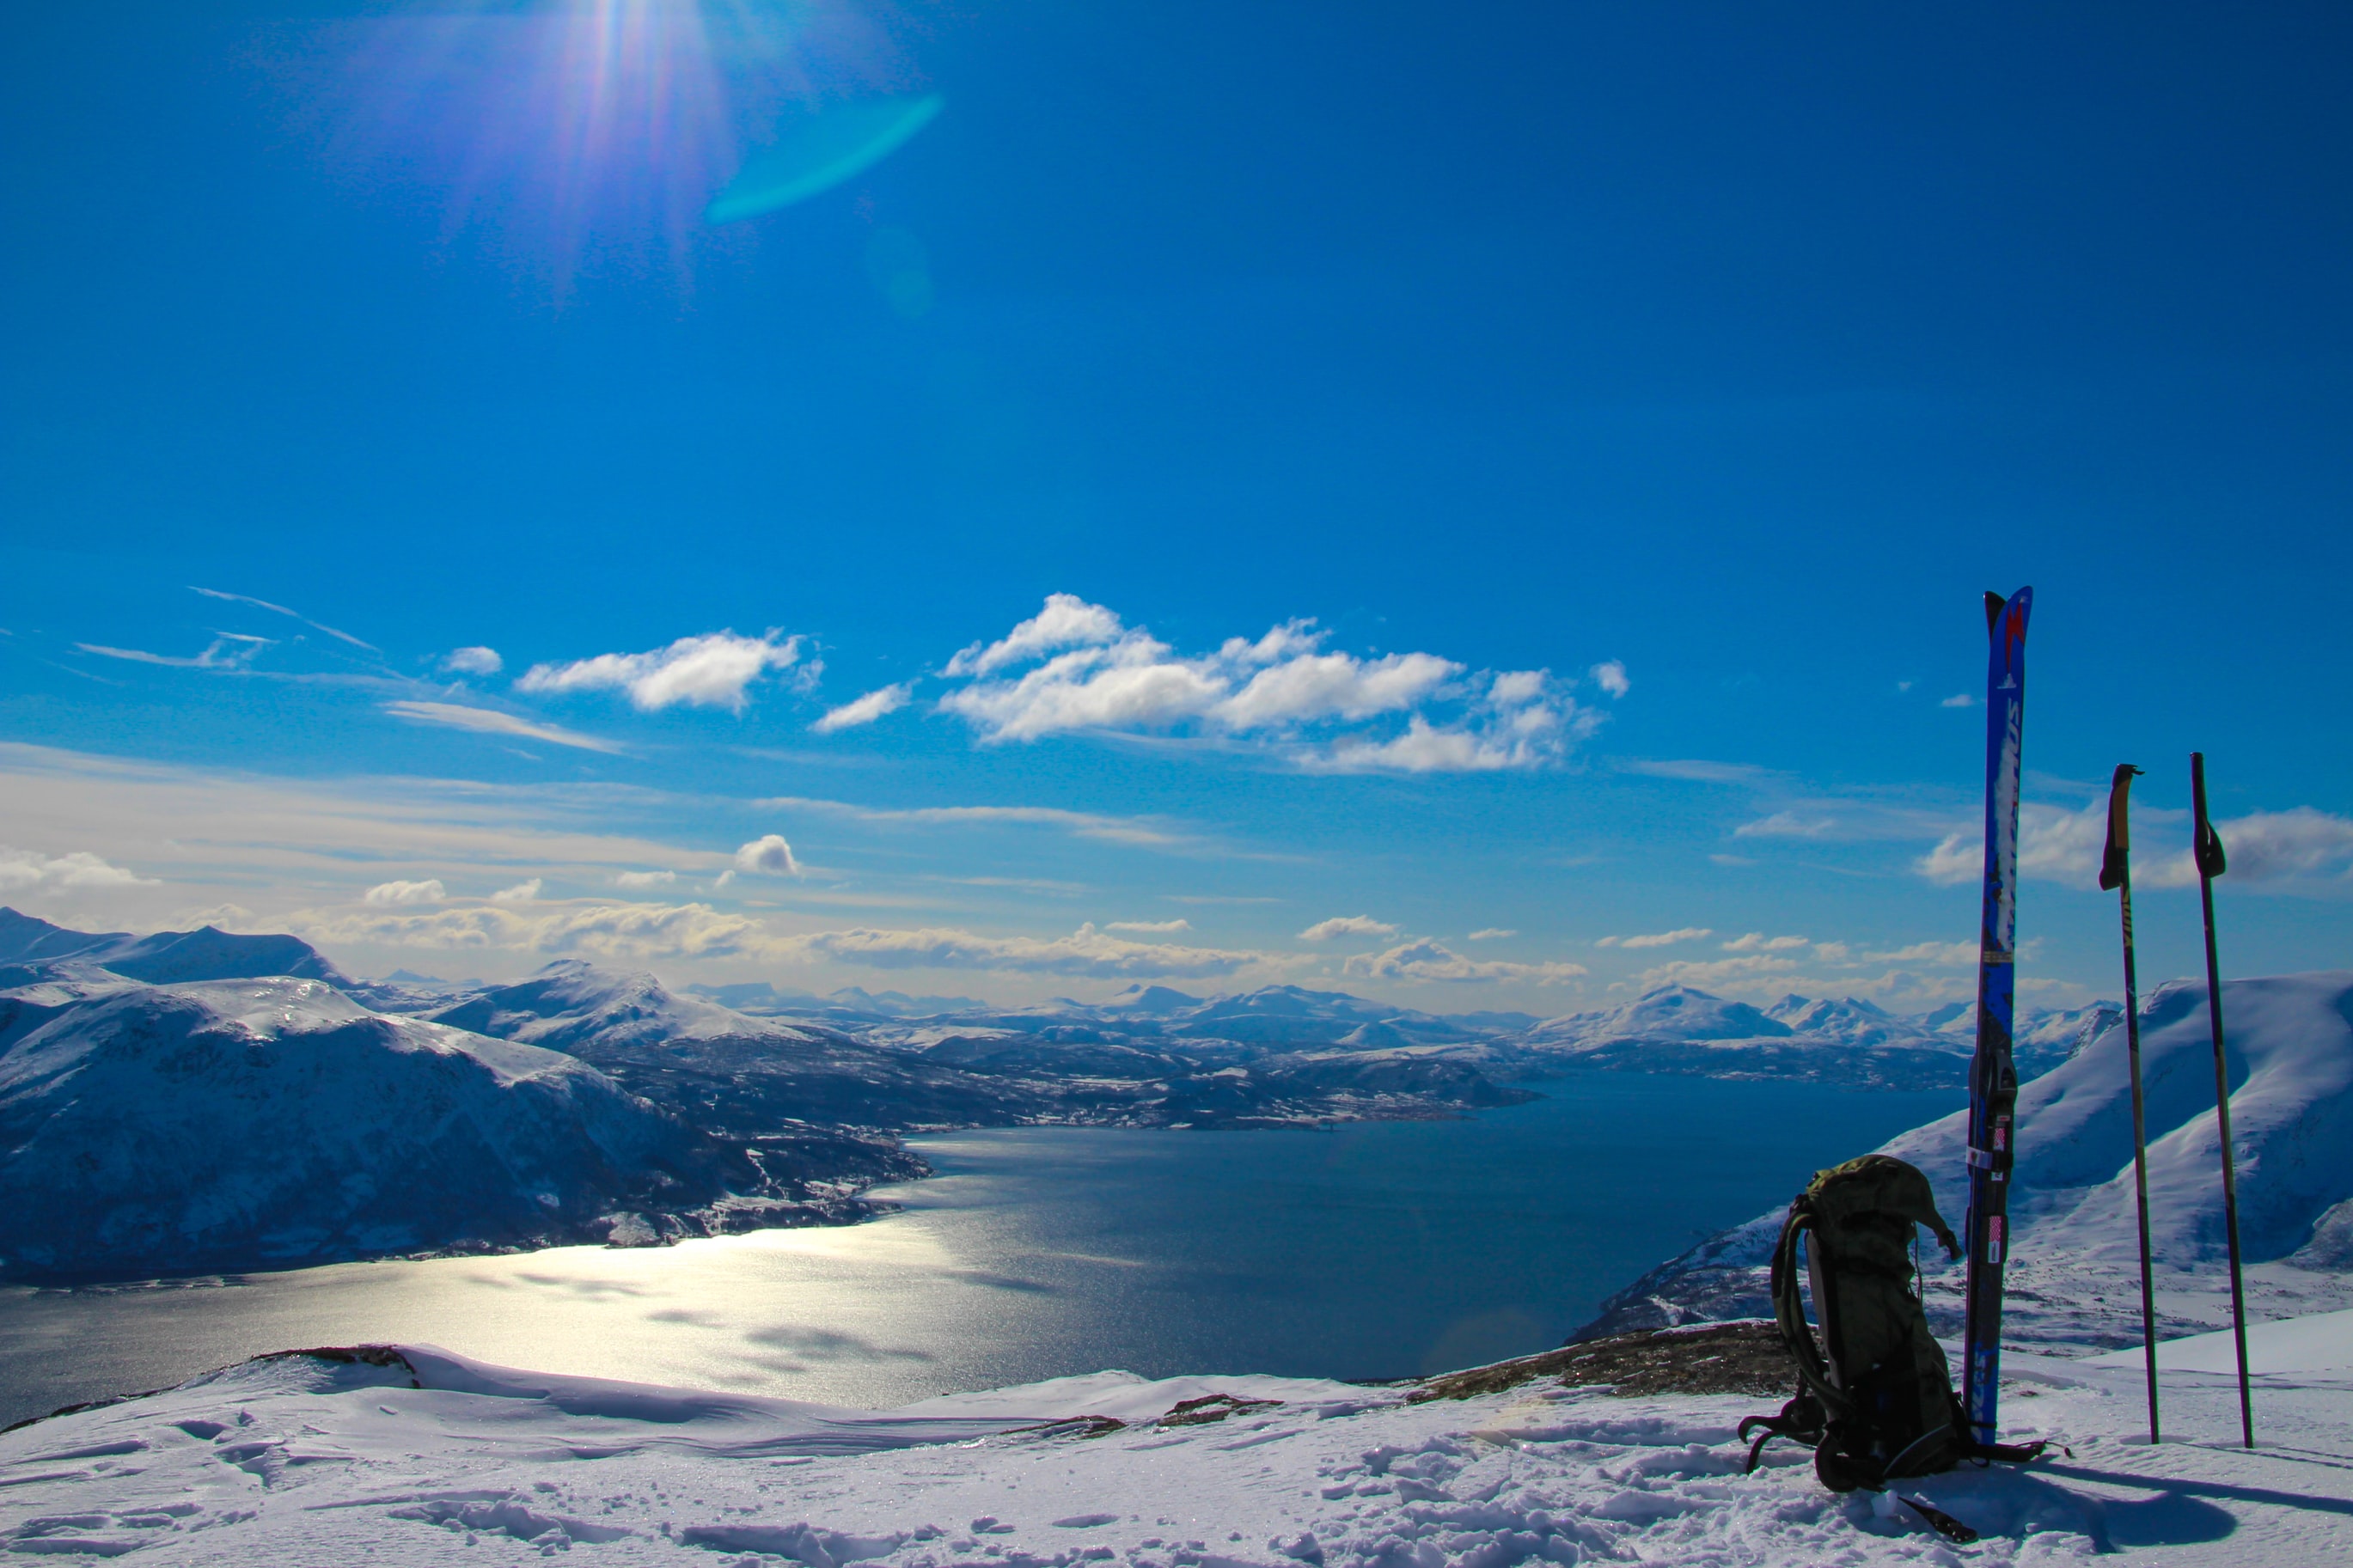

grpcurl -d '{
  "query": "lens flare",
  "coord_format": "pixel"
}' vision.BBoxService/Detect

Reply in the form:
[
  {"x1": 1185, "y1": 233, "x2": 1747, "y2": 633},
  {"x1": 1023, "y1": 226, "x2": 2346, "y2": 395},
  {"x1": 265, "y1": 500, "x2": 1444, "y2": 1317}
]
[{"x1": 320, "y1": 1, "x2": 930, "y2": 286}]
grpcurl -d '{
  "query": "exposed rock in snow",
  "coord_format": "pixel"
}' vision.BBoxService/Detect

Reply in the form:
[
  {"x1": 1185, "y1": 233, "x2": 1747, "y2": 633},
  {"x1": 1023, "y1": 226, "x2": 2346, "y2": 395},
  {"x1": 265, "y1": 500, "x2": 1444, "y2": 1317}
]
[
  {"x1": 0, "y1": 977, "x2": 883, "y2": 1284},
  {"x1": 1578, "y1": 973, "x2": 2353, "y2": 1349}
]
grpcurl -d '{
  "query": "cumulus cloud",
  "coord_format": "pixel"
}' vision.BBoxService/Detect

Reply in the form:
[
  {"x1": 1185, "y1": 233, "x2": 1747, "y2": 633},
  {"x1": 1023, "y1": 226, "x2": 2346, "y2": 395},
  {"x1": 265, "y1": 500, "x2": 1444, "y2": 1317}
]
[
  {"x1": 296, "y1": 900, "x2": 769, "y2": 961},
  {"x1": 488, "y1": 879, "x2": 543, "y2": 903},
  {"x1": 0, "y1": 846, "x2": 156, "y2": 892},
  {"x1": 518, "y1": 631, "x2": 807, "y2": 712},
  {"x1": 1721, "y1": 932, "x2": 1807, "y2": 952},
  {"x1": 1299, "y1": 915, "x2": 1399, "y2": 942},
  {"x1": 1600, "y1": 927, "x2": 1713, "y2": 950},
  {"x1": 811, "y1": 683, "x2": 912, "y2": 734},
  {"x1": 779, "y1": 922, "x2": 1266, "y2": 979},
  {"x1": 2139, "y1": 807, "x2": 2353, "y2": 888},
  {"x1": 363, "y1": 879, "x2": 446, "y2": 906},
  {"x1": 1589, "y1": 660, "x2": 1630, "y2": 699},
  {"x1": 732, "y1": 834, "x2": 801, "y2": 877},
  {"x1": 614, "y1": 869, "x2": 677, "y2": 889},
  {"x1": 1919, "y1": 799, "x2": 2135, "y2": 888},
  {"x1": 946, "y1": 594, "x2": 1128, "y2": 676},
  {"x1": 441, "y1": 646, "x2": 503, "y2": 676},
  {"x1": 1107, "y1": 918, "x2": 1191, "y2": 933},
  {"x1": 1466, "y1": 928, "x2": 1517, "y2": 940},
  {"x1": 1343, "y1": 939, "x2": 1586, "y2": 985},
  {"x1": 382, "y1": 700, "x2": 622, "y2": 753},
  {"x1": 933, "y1": 595, "x2": 1604, "y2": 773}
]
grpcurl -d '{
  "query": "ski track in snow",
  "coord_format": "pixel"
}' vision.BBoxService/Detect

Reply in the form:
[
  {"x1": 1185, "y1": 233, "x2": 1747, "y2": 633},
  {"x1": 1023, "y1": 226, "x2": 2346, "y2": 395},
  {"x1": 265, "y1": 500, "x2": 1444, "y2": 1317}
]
[{"x1": 2, "y1": 1339, "x2": 2349, "y2": 1564}]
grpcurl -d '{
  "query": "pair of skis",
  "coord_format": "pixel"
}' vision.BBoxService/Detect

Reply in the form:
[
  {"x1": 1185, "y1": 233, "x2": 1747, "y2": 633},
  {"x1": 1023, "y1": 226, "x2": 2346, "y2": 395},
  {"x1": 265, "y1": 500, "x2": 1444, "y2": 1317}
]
[{"x1": 1959, "y1": 589, "x2": 2254, "y2": 1453}]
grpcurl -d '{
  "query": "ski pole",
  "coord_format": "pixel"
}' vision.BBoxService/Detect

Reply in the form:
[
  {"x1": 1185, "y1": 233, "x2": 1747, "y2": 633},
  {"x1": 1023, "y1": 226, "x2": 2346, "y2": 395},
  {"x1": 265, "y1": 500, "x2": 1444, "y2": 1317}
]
[
  {"x1": 2192, "y1": 752, "x2": 2254, "y2": 1449},
  {"x1": 2099, "y1": 762, "x2": 2160, "y2": 1444}
]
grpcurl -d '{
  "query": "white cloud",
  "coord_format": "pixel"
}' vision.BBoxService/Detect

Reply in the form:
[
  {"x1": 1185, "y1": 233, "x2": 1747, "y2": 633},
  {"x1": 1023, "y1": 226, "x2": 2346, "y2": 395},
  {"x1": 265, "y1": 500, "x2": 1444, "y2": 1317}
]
[
  {"x1": 811, "y1": 683, "x2": 912, "y2": 734},
  {"x1": 779, "y1": 922, "x2": 1267, "y2": 979},
  {"x1": 190, "y1": 586, "x2": 377, "y2": 652},
  {"x1": 296, "y1": 900, "x2": 770, "y2": 961},
  {"x1": 1919, "y1": 799, "x2": 2124, "y2": 888},
  {"x1": 934, "y1": 596, "x2": 1604, "y2": 773},
  {"x1": 1299, "y1": 915, "x2": 1399, "y2": 942},
  {"x1": 1631, "y1": 952, "x2": 1803, "y2": 990},
  {"x1": 732, "y1": 834, "x2": 801, "y2": 877},
  {"x1": 363, "y1": 878, "x2": 446, "y2": 906},
  {"x1": 0, "y1": 846, "x2": 156, "y2": 892},
  {"x1": 1589, "y1": 660, "x2": 1630, "y2": 699},
  {"x1": 946, "y1": 594, "x2": 1129, "y2": 677},
  {"x1": 76, "y1": 635, "x2": 270, "y2": 671},
  {"x1": 1898, "y1": 680, "x2": 1914, "y2": 693},
  {"x1": 758, "y1": 796, "x2": 1189, "y2": 849},
  {"x1": 172, "y1": 902, "x2": 254, "y2": 929},
  {"x1": 615, "y1": 869, "x2": 677, "y2": 889},
  {"x1": 382, "y1": 700, "x2": 622, "y2": 753},
  {"x1": 1721, "y1": 932, "x2": 1807, "y2": 952},
  {"x1": 1733, "y1": 812, "x2": 1838, "y2": 839},
  {"x1": 441, "y1": 646, "x2": 503, "y2": 676},
  {"x1": 1941, "y1": 693, "x2": 1977, "y2": 709},
  {"x1": 1466, "y1": 928, "x2": 1517, "y2": 940},
  {"x1": 488, "y1": 879, "x2": 543, "y2": 903},
  {"x1": 1864, "y1": 939, "x2": 1977, "y2": 966},
  {"x1": 1343, "y1": 938, "x2": 1586, "y2": 985},
  {"x1": 2139, "y1": 807, "x2": 2353, "y2": 888},
  {"x1": 518, "y1": 631, "x2": 806, "y2": 713},
  {"x1": 1107, "y1": 918, "x2": 1191, "y2": 933},
  {"x1": 1604, "y1": 926, "x2": 1713, "y2": 950}
]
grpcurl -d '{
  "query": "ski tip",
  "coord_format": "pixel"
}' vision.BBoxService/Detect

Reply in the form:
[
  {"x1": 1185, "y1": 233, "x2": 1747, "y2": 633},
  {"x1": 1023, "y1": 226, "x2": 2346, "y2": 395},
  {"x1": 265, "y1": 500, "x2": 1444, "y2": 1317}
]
[{"x1": 1983, "y1": 591, "x2": 2006, "y2": 632}]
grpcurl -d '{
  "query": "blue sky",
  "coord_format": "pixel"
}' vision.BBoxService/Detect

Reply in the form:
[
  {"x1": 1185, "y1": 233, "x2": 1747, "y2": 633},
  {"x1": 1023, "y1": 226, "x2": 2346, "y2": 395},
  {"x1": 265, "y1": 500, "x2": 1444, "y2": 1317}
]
[{"x1": 4, "y1": 2, "x2": 2351, "y2": 1010}]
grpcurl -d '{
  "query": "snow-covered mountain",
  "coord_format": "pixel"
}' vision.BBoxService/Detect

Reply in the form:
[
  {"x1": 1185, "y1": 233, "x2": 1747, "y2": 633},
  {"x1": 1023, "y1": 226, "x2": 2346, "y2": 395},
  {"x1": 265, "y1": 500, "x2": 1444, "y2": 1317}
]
[
  {"x1": 0, "y1": 976, "x2": 834, "y2": 1283},
  {"x1": 1579, "y1": 971, "x2": 2353, "y2": 1349},
  {"x1": 430, "y1": 960, "x2": 846, "y2": 1052},
  {"x1": 0, "y1": 907, "x2": 348, "y2": 985}
]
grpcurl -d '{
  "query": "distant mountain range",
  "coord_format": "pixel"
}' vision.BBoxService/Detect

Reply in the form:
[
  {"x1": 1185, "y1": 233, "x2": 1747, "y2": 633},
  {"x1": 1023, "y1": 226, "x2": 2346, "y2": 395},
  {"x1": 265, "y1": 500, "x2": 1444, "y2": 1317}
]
[{"x1": 0, "y1": 906, "x2": 2134, "y2": 1283}]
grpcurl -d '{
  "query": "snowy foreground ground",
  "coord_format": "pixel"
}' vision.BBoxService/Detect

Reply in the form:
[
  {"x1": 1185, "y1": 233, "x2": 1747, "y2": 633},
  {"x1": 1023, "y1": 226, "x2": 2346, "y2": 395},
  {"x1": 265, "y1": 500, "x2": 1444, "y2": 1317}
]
[{"x1": 5, "y1": 1321, "x2": 2350, "y2": 1565}]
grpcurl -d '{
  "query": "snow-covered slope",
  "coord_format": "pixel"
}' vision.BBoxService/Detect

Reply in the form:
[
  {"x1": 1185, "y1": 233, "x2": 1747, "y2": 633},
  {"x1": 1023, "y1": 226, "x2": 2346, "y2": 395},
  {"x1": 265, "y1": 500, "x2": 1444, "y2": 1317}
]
[
  {"x1": 0, "y1": 906, "x2": 348, "y2": 985},
  {"x1": 0, "y1": 977, "x2": 793, "y2": 1282},
  {"x1": 1580, "y1": 972, "x2": 2353, "y2": 1348},
  {"x1": 1526, "y1": 985, "x2": 1794, "y2": 1047},
  {"x1": 2, "y1": 1329, "x2": 2344, "y2": 1564},
  {"x1": 429, "y1": 960, "x2": 833, "y2": 1052}
]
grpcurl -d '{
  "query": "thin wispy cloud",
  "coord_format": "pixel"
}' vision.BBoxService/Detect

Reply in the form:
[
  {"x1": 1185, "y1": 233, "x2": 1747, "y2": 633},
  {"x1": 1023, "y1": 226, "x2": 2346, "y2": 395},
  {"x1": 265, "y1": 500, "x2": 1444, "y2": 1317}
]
[
  {"x1": 191, "y1": 586, "x2": 379, "y2": 652},
  {"x1": 1598, "y1": 926, "x2": 1713, "y2": 949},
  {"x1": 1106, "y1": 918, "x2": 1190, "y2": 933},
  {"x1": 440, "y1": 646, "x2": 503, "y2": 676},
  {"x1": 382, "y1": 700, "x2": 623, "y2": 753},
  {"x1": 757, "y1": 795, "x2": 1189, "y2": 849},
  {"x1": 1465, "y1": 928, "x2": 1517, "y2": 940},
  {"x1": 76, "y1": 634, "x2": 271, "y2": 671},
  {"x1": 1720, "y1": 932, "x2": 1807, "y2": 952},
  {"x1": 811, "y1": 682, "x2": 912, "y2": 734},
  {"x1": 364, "y1": 878, "x2": 445, "y2": 906},
  {"x1": 781, "y1": 922, "x2": 1271, "y2": 980}
]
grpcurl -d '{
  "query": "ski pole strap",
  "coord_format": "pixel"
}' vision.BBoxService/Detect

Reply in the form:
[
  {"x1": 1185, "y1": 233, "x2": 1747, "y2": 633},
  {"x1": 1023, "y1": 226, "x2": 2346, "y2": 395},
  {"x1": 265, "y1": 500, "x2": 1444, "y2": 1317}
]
[{"x1": 1965, "y1": 1145, "x2": 2004, "y2": 1169}]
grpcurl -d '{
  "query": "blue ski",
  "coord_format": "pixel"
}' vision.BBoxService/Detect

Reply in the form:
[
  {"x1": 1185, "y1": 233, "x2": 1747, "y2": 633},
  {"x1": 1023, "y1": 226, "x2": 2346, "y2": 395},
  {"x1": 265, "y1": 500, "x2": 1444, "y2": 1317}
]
[{"x1": 1961, "y1": 587, "x2": 2032, "y2": 1447}]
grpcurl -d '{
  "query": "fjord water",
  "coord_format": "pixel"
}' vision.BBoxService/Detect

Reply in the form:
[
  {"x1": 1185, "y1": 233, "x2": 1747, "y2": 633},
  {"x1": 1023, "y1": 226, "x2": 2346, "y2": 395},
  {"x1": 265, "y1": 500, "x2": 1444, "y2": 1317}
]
[{"x1": 0, "y1": 1077, "x2": 1955, "y2": 1426}]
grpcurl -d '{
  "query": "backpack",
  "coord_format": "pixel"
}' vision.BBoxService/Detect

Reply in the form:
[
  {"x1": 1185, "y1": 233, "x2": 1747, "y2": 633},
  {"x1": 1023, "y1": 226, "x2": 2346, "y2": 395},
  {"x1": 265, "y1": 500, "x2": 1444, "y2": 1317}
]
[{"x1": 1740, "y1": 1154, "x2": 2040, "y2": 1492}]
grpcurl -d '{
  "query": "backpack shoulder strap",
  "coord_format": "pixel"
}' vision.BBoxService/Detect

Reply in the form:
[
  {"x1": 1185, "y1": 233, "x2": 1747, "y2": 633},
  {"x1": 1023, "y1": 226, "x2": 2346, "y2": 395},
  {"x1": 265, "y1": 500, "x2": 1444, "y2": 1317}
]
[{"x1": 1768, "y1": 1199, "x2": 1844, "y2": 1416}]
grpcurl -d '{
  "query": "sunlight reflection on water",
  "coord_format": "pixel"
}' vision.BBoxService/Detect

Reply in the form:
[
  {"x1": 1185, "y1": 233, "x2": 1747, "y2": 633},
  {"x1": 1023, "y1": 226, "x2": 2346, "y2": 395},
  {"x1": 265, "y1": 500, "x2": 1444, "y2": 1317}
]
[{"x1": 0, "y1": 1080, "x2": 1958, "y2": 1426}]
